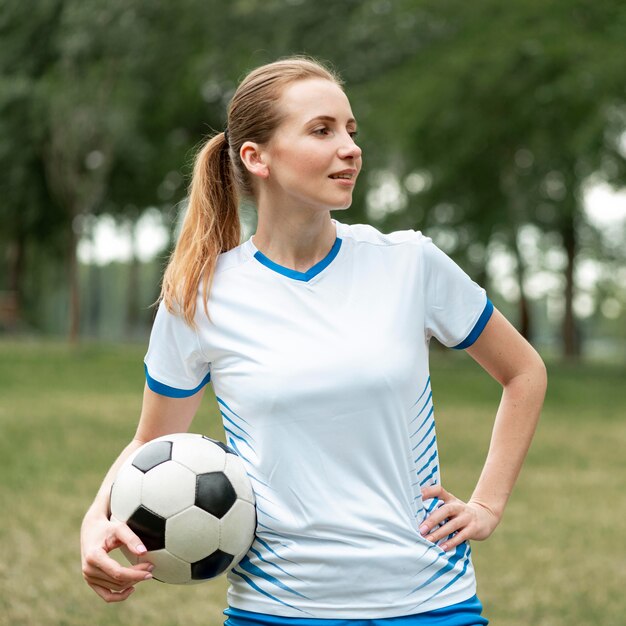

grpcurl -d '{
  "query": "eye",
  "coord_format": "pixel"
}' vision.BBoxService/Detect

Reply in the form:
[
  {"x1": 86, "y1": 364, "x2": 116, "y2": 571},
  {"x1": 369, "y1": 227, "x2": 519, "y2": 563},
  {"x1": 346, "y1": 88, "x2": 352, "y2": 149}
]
[
  {"x1": 349, "y1": 130, "x2": 359, "y2": 138},
  {"x1": 313, "y1": 127, "x2": 330, "y2": 136}
]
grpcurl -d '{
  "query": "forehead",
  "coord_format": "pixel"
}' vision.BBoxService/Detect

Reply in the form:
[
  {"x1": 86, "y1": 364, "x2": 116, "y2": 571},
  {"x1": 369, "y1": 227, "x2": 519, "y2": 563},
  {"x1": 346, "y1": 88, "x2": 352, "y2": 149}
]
[{"x1": 277, "y1": 78, "x2": 354, "y2": 124}]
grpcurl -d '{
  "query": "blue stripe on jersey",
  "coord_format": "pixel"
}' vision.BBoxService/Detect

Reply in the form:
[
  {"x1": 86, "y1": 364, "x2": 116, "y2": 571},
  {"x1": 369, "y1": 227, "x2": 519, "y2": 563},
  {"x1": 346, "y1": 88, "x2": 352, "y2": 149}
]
[
  {"x1": 408, "y1": 393, "x2": 433, "y2": 425},
  {"x1": 417, "y1": 449, "x2": 438, "y2": 476},
  {"x1": 254, "y1": 504, "x2": 282, "y2": 523},
  {"x1": 224, "y1": 427, "x2": 249, "y2": 446},
  {"x1": 412, "y1": 376, "x2": 431, "y2": 407},
  {"x1": 453, "y1": 298, "x2": 494, "y2": 350},
  {"x1": 255, "y1": 537, "x2": 299, "y2": 566},
  {"x1": 426, "y1": 497, "x2": 441, "y2": 514},
  {"x1": 248, "y1": 546, "x2": 303, "y2": 582},
  {"x1": 410, "y1": 543, "x2": 468, "y2": 594},
  {"x1": 412, "y1": 419, "x2": 436, "y2": 450},
  {"x1": 217, "y1": 396, "x2": 253, "y2": 425},
  {"x1": 229, "y1": 569, "x2": 309, "y2": 615},
  {"x1": 414, "y1": 436, "x2": 437, "y2": 464},
  {"x1": 249, "y1": 490, "x2": 276, "y2": 506},
  {"x1": 422, "y1": 546, "x2": 473, "y2": 606},
  {"x1": 409, "y1": 407, "x2": 434, "y2": 442},
  {"x1": 227, "y1": 437, "x2": 253, "y2": 463},
  {"x1": 144, "y1": 363, "x2": 210, "y2": 398},
  {"x1": 419, "y1": 464, "x2": 439, "y2": 487},
  {"x1": 237, "y1": 555, "x2": 310, "y2": 599},
  {"x1": 223, "y1": 593, "x2": 488, "y2": 624},
  {"x1": 253, "y1": 237, "x2": 342, "y2": 282},
  {"x1": 221, "y1": 411, "x2": 255, "y2": 440}
]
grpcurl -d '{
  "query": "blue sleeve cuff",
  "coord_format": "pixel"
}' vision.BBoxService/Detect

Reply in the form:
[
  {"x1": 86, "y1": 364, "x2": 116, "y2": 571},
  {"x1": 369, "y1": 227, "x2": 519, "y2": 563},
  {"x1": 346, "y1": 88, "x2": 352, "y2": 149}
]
[
  {"x1": 452, "y1": 298, "x2": 494, "y2": 350},
  {"x1": 144, "y1": 363, "x2": 211, "y2": 398}
]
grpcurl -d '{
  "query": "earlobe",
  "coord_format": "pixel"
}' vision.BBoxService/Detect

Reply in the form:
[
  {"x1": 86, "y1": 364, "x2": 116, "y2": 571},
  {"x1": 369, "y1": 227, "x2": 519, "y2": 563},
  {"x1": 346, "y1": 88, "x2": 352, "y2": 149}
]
[{"x1": 240, "y1": 142, "x2": 270, "y2": 179}]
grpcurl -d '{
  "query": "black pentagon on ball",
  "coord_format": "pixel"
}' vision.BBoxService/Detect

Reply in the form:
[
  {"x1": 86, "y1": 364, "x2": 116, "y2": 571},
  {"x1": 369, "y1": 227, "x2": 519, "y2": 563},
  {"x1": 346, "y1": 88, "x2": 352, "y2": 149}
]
[
  {"x1": 202, "y1": 435, "x2": 235, "y2": 455},
  {"x1": 191, "y1": 549, "x2": 234, "y2": 580},
  {"x1": 126, "y1": 505, "x2": 166, "y2": 551},
  {"x1": 195, "y1": 472, "x2": 237, "y2": 518},
  {"x1": 132, "y1": 440, "x2": 172, "y2": 473}
]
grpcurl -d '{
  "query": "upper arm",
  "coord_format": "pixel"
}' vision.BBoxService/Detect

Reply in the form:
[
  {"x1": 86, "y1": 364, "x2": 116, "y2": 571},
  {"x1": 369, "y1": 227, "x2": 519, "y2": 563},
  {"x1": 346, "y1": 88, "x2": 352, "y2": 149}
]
[
  {"x1": 465, "y1": 307, "x2": 546, "y2": 387},
  {"x1": 134, "y1": 383, "x2": 206, "y2": 443}
]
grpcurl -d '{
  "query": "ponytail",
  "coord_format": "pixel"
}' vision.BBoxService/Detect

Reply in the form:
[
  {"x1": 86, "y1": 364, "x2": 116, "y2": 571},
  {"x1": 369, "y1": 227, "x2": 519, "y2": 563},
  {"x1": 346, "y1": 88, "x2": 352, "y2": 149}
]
[{"x1": 160, "y1": 131, "x2": 240, "y2": 326}]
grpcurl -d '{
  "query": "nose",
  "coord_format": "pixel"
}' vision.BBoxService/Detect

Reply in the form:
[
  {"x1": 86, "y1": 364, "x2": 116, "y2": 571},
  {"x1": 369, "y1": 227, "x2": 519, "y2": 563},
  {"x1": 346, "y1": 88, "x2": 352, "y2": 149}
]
[{"x1": 338, "y1": 133, "x2": 362, "y2": 160}]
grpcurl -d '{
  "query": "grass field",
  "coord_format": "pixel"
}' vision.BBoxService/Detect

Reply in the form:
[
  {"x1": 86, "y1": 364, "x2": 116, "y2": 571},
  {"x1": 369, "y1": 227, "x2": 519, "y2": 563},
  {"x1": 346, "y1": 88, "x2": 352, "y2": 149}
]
[{"x1": 0, "y1": 339, "x2": 624, "y2": 625}]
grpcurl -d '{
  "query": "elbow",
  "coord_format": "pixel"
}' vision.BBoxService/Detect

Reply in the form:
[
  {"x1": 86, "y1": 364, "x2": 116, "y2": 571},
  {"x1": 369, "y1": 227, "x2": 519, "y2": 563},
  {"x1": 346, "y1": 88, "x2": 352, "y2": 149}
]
[
  {"x1": 504, "y1": 346, "x2": 547, "y2": 402},
  {"x1": 524, "y1": 348, "x2": 548, "y2": 407},
  {"x1": 534, "y1": 349, "x2": 548, "y2": 394}
]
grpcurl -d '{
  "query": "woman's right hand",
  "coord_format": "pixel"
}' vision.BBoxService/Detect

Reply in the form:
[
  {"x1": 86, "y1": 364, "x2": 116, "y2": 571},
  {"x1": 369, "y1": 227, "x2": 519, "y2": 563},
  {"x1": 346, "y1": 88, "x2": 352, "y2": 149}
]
[{"x1": 81, "y1": 514, "x2": 155, "y2": 602}]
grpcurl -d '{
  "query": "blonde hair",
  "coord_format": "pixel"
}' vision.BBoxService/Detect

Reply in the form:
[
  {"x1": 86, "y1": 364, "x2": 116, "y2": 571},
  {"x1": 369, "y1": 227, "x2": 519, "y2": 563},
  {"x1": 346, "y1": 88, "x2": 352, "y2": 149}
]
[{"x1": 160, "y1": 56, "x2": 343, "y2": 325}]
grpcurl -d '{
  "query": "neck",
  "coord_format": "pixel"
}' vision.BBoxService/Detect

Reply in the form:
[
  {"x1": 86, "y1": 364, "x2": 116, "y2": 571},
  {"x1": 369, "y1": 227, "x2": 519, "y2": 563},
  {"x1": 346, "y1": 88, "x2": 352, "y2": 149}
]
[{"x1": 252, "y1": 209, "x2": 337, "y2": 273}]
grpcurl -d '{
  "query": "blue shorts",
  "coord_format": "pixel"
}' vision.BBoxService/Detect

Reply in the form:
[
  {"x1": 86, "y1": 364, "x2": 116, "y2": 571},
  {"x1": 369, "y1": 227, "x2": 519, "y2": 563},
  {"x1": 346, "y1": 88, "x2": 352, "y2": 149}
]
[{"x1": 224, "y1": 594, "x2": 488, "y2": 625}]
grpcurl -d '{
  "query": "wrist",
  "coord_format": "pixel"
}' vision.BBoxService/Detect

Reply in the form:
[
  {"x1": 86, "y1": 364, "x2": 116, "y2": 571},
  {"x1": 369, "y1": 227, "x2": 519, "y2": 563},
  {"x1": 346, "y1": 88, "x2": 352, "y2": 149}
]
[
  {"x1": 83, "y1": 502, "x2": 110, "y2": 527},
  {"x1": 468, "y1": 496, "x2": 504, "y2": 523}
]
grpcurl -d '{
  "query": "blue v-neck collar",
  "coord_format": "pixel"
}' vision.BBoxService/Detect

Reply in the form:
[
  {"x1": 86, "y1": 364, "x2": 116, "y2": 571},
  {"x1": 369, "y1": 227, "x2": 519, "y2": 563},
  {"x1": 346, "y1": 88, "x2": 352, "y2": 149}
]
[{"x1": 251, "y1": 235, "x2": 342, "y2": 282}]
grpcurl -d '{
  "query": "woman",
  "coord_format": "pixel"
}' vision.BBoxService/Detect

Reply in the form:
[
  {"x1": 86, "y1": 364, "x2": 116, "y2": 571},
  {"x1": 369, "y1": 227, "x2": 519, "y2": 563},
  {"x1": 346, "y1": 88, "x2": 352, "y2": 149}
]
[{"x1": 81, "y1": 56, "x2": 547, "y2": 625}]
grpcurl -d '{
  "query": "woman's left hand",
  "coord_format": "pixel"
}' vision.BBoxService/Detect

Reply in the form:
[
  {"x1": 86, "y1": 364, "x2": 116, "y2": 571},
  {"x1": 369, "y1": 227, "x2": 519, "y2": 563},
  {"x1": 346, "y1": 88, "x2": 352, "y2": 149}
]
[{"x1": 419, "y1": 484, "x2": 501, "y2": 552}]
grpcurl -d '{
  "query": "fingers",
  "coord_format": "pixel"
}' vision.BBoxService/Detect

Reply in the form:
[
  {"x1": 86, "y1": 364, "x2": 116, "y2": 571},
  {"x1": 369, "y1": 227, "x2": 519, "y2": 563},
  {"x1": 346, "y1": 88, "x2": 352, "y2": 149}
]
[
  {"x1": 439, "y1": 528, "x2": 470, "y2": 552},
  {"x1": 82, "y1": 516, "x2": 154, "y2": 602},
  {"x1": 86, "y1": 573, "x2": 135, "y2": 593},
  {"x1": 83, "y1": 547, "x2": 154, "y2": 599},
  {"x1": 418, "y1": 485, "x2": 501, "y2": 552},
  {"x1": 105, "y1": 520, "x2": 148, "y2": 556},
  {"x1": 83, "y1": 559, "x2": 153, "y2": 586},
  {"x1": 89, "y1": 582, "x2": 136, "y2": 603},
  {"x1": 90, "y1": 547, "x2": 153, "y2": 581},
  {"x1": 420, "y1": 484, "x2": 447, "y2": 501},
  {"x1": 419, "y1": 485, "x2": 467, "y2": 550},
  {"x1": 423, "y1": 514, "x2": 465, "y2": 544}
]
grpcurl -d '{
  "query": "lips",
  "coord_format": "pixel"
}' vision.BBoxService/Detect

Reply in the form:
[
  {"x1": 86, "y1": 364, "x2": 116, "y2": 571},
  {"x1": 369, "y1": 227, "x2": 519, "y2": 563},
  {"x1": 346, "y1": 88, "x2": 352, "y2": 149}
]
[{"x1": 329, "y1": 169, "x2": 358, "y2": 180}]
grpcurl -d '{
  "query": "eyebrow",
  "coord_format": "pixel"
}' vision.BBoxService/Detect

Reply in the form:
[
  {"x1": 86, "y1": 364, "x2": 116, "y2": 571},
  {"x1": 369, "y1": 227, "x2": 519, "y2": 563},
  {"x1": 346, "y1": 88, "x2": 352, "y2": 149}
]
[{"x1": 306, "y1": 115, "x2": 358, "y2": 126}]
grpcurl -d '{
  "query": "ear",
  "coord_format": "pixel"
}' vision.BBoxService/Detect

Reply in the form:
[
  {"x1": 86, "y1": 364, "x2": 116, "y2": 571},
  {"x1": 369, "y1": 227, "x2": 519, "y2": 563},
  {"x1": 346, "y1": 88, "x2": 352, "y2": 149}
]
[{"x1": 240, "y1": 141, "x2": 270, "y2": 180}]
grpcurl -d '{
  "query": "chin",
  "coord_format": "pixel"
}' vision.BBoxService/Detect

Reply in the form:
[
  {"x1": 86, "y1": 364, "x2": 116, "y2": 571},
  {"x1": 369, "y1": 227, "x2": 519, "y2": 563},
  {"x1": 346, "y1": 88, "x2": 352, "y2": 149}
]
[{"x1": 329, "y1": 194, "x2": 355, "y2": 211}]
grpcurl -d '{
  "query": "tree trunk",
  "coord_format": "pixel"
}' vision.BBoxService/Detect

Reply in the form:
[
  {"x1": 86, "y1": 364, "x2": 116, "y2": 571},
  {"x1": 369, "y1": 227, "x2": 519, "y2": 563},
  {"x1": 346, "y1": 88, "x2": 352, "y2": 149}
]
[
  {"x1": 501, "y1": 166, "x2": 533, "y2": 341},
  {"x1": 512, "y1": 234, "x2": 532, "y2": 341},
  {"x1": 126, "y1": 219, "x2": 140, "y2": 339},
  {"x1": 6, "y1": 233, "x2": 25, "y2": 327},
  {"x1": 561, "y1": 217, "x2": 580, "y2": 359},
  {"x1": 87, "y1": 262, "x2": 101, "y2": 338},
  {"x1": 68, "y1": 224, "x2": 80, "y2": 344}
]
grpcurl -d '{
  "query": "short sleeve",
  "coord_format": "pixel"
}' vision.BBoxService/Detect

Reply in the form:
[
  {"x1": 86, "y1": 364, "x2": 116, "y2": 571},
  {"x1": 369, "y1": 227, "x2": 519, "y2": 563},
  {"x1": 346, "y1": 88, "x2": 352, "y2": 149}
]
[
  {"x1": 422, "y1": 238, "x2": 494, "y2": 349},
  {"x1": 143, "y1": 301, "x2": 211, "y2": 397}
]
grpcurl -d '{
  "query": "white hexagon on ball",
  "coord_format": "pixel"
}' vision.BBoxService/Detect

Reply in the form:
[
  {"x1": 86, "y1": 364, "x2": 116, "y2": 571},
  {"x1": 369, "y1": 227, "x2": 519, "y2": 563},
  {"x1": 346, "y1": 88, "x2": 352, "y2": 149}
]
[
  {"x1": 166, "y1": 506, "x2": 220, "y2": 562},
  {"x1": 141, "y1": 461, "x2": 196, "y2": 518},
  {"x1": 110, "y1": 464, "x2": 144, "y2": 522},
  {"x1": 138, "y1": 549, "x2": 192, "y2": 584},
  {"x1": 172, "y1": 436, "x2": 226, "y2": 474},
  {"x1": 218, "y1": 499, "x2": 257, "y2": 556}
]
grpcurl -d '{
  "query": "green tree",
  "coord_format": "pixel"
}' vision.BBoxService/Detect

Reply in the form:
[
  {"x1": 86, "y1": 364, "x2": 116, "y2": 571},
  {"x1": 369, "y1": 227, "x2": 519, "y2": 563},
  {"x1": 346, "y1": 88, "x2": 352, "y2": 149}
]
[
  {"x1": 360, "y1": 0, "x2": 626, "y2": 357},
  {"x1": 0, "y1": 0, "x2": 66, "y2": 328}
]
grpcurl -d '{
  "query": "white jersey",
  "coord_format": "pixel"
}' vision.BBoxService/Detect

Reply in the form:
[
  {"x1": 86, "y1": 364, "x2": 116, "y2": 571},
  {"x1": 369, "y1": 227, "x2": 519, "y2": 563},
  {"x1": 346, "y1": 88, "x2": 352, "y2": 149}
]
[{"x1": 144, "y1": 218, "x2": 493, "y2": 619}]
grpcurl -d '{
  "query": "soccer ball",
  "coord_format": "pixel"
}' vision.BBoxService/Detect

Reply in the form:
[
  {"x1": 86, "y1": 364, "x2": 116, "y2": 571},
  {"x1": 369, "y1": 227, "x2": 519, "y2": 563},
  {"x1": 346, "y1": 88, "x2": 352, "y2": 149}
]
[{"x1": 110, "y1": 433, "x2": 256, "y2": 584}]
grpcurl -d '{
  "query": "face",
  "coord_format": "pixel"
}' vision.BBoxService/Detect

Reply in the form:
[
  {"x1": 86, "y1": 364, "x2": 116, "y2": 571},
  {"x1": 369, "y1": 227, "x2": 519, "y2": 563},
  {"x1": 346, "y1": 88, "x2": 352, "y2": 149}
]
[{"x1": 256, "y1": 78, "x2": 363, "y2": 213}]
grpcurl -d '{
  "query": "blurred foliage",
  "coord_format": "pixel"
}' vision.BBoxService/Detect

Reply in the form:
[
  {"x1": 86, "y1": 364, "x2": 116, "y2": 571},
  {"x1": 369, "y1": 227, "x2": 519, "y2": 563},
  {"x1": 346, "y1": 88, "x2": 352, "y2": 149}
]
[{"x1": 0, "y1": 0, "x2": 624, "y2": 357}]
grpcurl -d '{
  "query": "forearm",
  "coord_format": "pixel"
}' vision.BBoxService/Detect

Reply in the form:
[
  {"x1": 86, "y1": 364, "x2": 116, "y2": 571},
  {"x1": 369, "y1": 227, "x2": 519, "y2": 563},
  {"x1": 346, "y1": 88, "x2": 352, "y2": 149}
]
[
  {"x1": 469, "y1": 361, "x2": 547, "y2": 519},
  {"x1": 421, "y1": 310, "x2": 547, "y2": 548}
]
